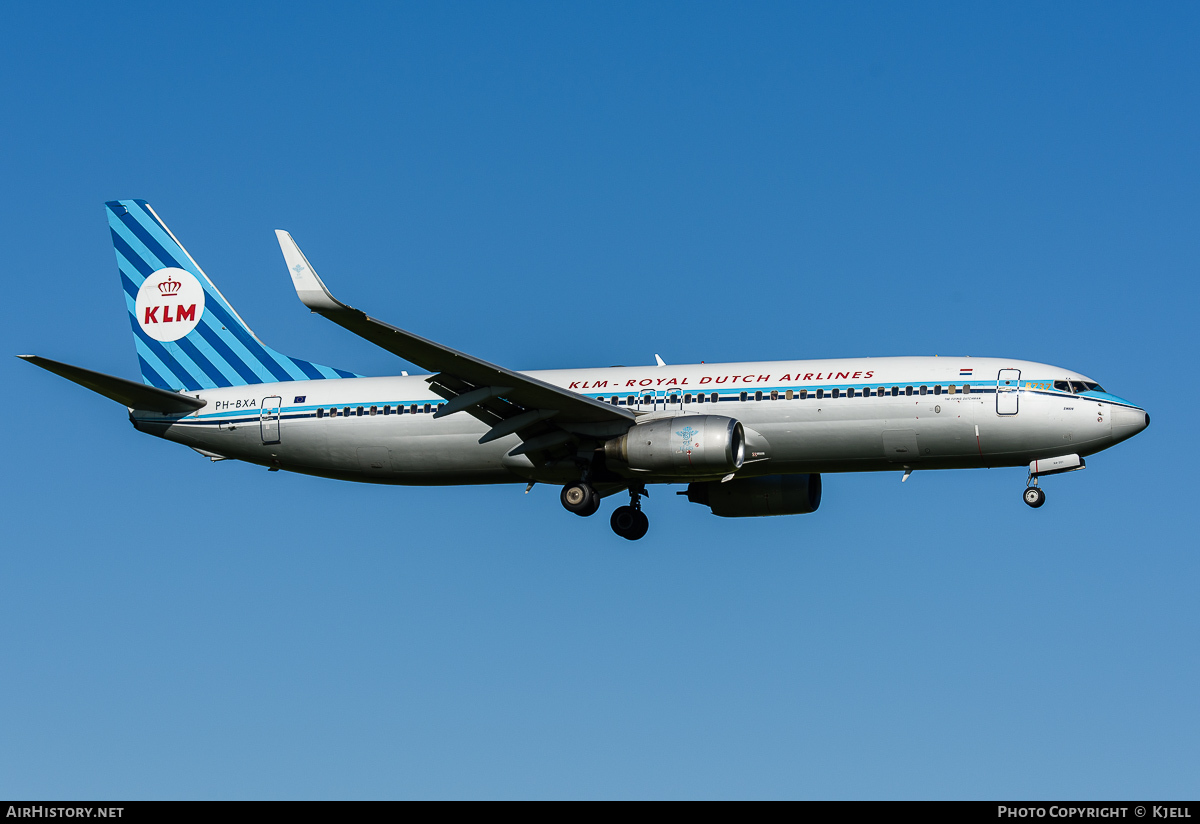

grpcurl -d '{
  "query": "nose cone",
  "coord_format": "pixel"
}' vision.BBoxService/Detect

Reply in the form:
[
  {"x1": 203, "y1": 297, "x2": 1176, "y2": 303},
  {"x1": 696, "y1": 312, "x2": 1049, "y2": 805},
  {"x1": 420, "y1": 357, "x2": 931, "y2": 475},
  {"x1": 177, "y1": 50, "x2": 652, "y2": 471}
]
[{"x1": 1111, "y1": 404, "x2": 1150, "y2": 443}]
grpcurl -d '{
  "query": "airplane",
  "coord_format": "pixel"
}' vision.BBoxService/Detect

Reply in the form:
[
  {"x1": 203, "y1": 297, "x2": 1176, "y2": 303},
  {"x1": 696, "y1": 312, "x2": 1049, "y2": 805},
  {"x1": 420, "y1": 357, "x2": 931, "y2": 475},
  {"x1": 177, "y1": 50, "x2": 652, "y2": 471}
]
[{"x1": 20, "y1": 200, "x2": 1150, "y2": 540}]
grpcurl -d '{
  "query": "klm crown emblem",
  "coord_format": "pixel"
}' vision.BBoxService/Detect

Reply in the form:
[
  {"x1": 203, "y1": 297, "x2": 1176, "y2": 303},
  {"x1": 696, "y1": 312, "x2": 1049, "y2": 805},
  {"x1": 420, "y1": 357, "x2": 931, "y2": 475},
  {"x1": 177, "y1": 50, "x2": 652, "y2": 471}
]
[{"x1": 157, "y1": 275, "x2": 182, "y2": 297}]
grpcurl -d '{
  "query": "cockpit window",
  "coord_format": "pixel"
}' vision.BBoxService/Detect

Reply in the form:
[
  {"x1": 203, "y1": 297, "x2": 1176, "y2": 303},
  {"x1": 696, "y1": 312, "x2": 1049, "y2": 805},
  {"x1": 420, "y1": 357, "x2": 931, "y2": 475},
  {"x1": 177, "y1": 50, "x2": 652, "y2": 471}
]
[{"x1": 1058, "y1": 380, "x2": 1107, "y2": 394}]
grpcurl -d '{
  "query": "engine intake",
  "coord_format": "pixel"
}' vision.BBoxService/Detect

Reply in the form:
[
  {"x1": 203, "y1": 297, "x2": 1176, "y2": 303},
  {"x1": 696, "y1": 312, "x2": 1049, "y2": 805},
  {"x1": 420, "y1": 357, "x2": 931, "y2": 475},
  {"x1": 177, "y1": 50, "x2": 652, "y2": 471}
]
[
  {"x1": 604, "y1": 415, "x2": 744, "y2": 476},
  {"x1": 683, "y1": 474, "x2": 822, "y2": 517}
]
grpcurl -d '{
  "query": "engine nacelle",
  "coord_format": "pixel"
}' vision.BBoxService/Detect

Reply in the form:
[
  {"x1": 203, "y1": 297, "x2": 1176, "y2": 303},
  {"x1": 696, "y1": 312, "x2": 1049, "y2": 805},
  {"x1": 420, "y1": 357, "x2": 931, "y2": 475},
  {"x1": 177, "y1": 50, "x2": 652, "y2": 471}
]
[
  {"x1": 682, "y1": 474, "x2": 822, "y2": 517},
  {"x1": 604, "y1": 415, "x2": 745, "y2": 476}
]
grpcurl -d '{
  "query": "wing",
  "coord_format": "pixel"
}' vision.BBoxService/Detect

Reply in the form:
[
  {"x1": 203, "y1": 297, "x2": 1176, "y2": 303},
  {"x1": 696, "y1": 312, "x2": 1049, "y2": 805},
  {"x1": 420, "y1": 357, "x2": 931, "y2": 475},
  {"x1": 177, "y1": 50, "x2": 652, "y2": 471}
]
[{"x1": 276, "y1": 231, "x2": 634, "y2": 458}]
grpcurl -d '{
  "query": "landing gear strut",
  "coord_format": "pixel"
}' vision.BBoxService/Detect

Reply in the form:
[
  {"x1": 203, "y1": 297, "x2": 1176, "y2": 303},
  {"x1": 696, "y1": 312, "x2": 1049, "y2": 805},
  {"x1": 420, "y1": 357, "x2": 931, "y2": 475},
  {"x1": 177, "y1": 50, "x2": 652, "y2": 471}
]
[
  {"x1": 610, "y1": 485, "x2": 649, "y2": 541},
  {"x1": 561, "y1": 482, "x2": 600, "y2": 516},
  {"x1": 1023, "y1": 479, "x2": 1046, "y2": 508}
]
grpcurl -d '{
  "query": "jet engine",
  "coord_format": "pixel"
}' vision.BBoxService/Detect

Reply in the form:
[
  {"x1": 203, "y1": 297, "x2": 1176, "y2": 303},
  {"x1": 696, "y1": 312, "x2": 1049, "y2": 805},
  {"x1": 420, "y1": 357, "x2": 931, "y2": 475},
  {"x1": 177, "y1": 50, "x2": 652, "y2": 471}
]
[
  {"x1": 682, "y1": 474, "x2": 822, "y2": 517},
  {"x1": 604, "y1": 415, "x2": 744, "y2": 476}
]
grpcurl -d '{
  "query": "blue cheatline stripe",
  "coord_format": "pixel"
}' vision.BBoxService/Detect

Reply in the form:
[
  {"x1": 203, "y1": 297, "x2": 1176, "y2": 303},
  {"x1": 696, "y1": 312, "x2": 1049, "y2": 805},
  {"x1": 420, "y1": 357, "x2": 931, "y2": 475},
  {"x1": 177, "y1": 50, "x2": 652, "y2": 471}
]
[
  {"x1": 289, "y1": 356, "x2": 324, "y2": 381},
  {"x1": 136, "y1": 354, "x2": 172, "y2": 390},
  {"x1": 121, "y1": 272, "x2": 212, "y2": 390},
  {"x1": 176, "y1": 336, "x2": 233, "y2": 388},
  {"x1": 120, "y1": 204, "x2": 313, "y2": 383}
]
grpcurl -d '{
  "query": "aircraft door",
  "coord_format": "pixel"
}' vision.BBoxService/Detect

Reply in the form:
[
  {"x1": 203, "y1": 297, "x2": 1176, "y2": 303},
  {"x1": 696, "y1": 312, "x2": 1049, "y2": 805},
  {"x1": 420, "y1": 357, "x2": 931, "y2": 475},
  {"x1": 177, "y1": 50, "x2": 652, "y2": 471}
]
[
  {"x1": 996, "y1": 370, "x2": 1020, "y2": 416},
  {"x1": 261, "y1": 396, "x2": 282, "y2": 443}
]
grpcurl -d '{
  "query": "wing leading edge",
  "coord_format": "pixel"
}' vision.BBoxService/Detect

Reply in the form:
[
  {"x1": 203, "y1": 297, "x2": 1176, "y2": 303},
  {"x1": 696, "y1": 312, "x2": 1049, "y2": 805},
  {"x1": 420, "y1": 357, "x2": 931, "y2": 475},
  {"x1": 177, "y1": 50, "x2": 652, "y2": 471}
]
[{"x1": 275, "y1": 231, "x2": 635, "y2": 453}]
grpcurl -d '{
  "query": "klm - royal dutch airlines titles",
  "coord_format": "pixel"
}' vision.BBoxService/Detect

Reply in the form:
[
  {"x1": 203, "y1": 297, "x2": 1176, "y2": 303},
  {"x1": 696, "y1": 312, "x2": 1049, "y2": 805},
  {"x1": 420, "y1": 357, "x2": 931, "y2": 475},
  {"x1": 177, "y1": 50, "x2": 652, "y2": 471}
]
[{"x1": 21, "y1": 200, "x2": 1150, "y2": 540}]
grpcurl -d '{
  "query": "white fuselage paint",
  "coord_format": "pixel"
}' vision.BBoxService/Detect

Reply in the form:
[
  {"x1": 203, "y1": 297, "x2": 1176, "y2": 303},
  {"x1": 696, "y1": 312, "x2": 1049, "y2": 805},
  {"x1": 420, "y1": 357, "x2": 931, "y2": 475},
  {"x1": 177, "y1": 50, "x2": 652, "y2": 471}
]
[{"x1": 132, "y1": 356, "x2": 1148, "y2": 485}]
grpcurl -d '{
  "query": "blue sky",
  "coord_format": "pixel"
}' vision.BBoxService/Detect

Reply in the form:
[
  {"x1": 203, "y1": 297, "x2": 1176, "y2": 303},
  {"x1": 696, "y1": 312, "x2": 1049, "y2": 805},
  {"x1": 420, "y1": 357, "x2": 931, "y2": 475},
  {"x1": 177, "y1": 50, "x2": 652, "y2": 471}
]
[{"x1": 1, "y1": 3, "x2": 1197, "y2": 799}]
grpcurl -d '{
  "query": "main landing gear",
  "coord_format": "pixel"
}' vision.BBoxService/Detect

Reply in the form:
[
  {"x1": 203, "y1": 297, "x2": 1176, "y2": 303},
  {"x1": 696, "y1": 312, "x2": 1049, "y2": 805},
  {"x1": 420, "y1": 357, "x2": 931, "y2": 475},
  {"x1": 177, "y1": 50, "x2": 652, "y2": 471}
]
[
  {"x1": 559, "y1": 482, "x2": 650, "y2": 540},
  {"x1": 561, "y1": 482, "x2": 600, "y2": 517},
  {"x1": 610, "y1": 486, "x2": 649, "y2": 541}
]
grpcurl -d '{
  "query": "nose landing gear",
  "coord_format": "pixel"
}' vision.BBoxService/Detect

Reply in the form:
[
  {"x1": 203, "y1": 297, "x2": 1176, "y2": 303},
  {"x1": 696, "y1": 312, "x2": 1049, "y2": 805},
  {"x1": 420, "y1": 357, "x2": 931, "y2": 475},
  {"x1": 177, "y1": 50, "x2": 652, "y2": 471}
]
[
  {"x1": 610, "y1": 485, "x2": 649, "y2": 541},
  {"x1": 1023, "y1": 485, "x2": 1046, "y2": 508}
]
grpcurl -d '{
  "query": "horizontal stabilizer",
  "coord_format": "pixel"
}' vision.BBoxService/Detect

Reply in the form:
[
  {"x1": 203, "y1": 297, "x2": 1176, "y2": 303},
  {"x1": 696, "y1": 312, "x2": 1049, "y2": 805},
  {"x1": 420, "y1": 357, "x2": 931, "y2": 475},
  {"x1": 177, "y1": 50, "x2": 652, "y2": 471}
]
[{"x1": 19, "y1": 355, "x2": 207, "y2": 414}]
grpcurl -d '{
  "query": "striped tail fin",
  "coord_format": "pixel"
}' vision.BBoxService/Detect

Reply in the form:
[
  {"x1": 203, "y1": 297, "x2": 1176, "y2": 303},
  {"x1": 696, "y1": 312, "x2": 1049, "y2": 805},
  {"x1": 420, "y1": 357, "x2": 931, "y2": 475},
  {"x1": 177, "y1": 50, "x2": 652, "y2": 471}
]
[{"x1": 107, "y1": 199, "x2": 357, "y2": 390}]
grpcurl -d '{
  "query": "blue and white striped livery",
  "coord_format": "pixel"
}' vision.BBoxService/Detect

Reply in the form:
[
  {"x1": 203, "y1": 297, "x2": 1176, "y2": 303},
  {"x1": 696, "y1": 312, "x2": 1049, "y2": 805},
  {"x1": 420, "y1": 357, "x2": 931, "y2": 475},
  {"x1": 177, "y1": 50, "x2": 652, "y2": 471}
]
[
  {"x1": 108, "y1": 199, "x2": 356, "y2": 391},
  {"x1": 21, "y1": 200, "x2": 1151, "y2": 541}
]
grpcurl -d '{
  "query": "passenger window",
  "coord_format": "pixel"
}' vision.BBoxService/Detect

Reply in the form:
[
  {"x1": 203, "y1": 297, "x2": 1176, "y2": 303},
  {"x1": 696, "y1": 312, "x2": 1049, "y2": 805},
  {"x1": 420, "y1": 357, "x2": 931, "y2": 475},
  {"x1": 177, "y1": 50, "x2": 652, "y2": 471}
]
[
  {"x1": 862, "y1": 386, "x2": 870, "y2": 397},
  {"x1": 370, "y1": 405, "x2": 377, "y2": 415},
  {"x1": 891, "y1": 386, "x2": 899, "y2": 397},
  {"x1": 799, "y1": 390, "x2": 808, "y2": 400},
  {"x1": 740, "y1": 391, "x2": 748, "y2": 402},
  {"x1": 948, "y1": 385, "x2": 956, "y2": 395},
  {"x1": 410, "y1": 404, "x2": 418, "y2": 414},
  {"x1": 356, "y1": 406, "x2": 364, "y2": 416},
  {"x1": 770, "y1": 390, "x2": 779, "y2": 401},
  {"x1": 785, "y1": 390, "x2": 793, "y2": 400},
  {"x1": 317, "y1": 408, "x2": 325, "y2": 418},
  {"x1": 933, "y1": 386, "x2": 941, "y2": 396},
  {"x1": 343, "y1": 407, "x2": 351, "y2": 417},
  {"x1": 963, "y1": 385, "x2": 971, "y2": 394},
  {"x1": 919, "y1": 386, "x2": 927, "y2": 396},
  {"x1": 905, "y1": 386, "x2": 913, "y2": 397},
  {"x1": 711, "y1": 393, "x2": 719, "y2": 403},
  {"x1": 626, "y1": 395, "x2": 635, "y2": 406},
  {"x1": 684, "y1": 394, "x2": 692, "y2": 404},
  {"x1": 668, "y1": 393, "x2": 678, "y2": 404},
  {"x1": 831, "y1": 388, "x2": 839, "y2": 399},
  {"x1": 754, "y1": 391, "x2": 762, "y2": 402},
  {"x1": 695, "y1": 393, "x2": 704, "y2": 404},
  {"x1": 423, "y1": 403, "x2": 432, "y2": 414},
  {"x1": 877, "y1": 387, "x2": 885, "y2": 397},
  {"x1": 816, "y1": 389, "x2": 824, "y2": 400}
]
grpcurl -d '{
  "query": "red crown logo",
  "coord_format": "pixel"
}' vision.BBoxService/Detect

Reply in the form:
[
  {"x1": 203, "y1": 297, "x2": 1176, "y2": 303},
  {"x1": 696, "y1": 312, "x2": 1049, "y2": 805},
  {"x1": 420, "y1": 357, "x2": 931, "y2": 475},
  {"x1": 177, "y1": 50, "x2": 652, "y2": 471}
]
[{"x1": 157, "y1": 275, "x2": 181, "y2": 297}]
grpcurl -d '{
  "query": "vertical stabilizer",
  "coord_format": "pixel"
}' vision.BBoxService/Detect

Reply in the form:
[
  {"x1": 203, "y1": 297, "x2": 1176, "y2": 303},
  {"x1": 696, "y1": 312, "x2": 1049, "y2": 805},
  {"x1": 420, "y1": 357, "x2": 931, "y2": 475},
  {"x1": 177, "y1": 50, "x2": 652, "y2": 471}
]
[{"x1": 107, "y1": 199, "x2": 357, "y2": 390}]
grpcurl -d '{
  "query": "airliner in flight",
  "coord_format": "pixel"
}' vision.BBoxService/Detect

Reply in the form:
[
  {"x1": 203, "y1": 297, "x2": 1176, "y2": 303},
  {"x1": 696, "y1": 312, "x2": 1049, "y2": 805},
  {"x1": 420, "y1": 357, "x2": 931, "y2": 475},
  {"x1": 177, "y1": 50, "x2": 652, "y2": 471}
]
[{"x1": 21, "y1": 200, "x2": 1150, "y2": 540}]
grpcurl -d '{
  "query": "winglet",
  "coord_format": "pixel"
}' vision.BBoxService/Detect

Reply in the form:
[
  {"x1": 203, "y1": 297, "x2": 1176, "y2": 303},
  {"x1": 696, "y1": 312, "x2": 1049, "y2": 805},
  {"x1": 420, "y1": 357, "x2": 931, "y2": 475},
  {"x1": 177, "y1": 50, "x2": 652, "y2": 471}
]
[
  {"x1": 654, "y1": 354, "x2": 666, "y2": 367},
  {"x1": 276, "y1": 230, "x2": 345, "y2": 313}
]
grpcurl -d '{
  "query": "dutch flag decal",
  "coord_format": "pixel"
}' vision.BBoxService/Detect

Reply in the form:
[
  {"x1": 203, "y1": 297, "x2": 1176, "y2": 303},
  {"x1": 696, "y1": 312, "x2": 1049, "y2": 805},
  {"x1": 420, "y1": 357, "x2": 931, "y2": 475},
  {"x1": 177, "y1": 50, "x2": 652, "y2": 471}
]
[{"x1": 959, "y1": 368, "x2": 974, "y2": 376}]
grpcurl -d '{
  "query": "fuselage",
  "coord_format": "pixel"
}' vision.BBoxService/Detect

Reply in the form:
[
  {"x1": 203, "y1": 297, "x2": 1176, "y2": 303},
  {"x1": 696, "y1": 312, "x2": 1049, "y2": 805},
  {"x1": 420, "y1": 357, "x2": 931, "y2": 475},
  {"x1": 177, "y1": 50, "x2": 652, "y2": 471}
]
[{"x1": 133, "y1": 356, "x2": 1150, "y2": 485}]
